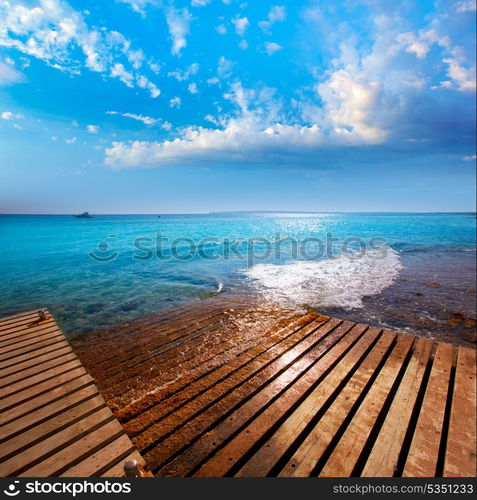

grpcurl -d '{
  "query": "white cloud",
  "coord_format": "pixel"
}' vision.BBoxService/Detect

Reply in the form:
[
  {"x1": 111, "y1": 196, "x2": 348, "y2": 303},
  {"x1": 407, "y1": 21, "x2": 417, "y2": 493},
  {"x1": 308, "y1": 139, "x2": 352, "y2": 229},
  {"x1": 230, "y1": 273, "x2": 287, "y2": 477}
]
[
  {"x1": 232, "y1": 16, "x2": 249, "y2": 36},
  {"x1": 238, "y1": 39, "x2": 248, "y2": 50},
  {"x1": 258, "y1": 5, "x2": 286, "y2": 33},
  {"x1": 216, "y1": 24, "x2": 227, "y2": 35},
  {"x1": 188, "y1": 82, "x2": 198, "y2": 94},
  {"x1": 0, "y1": 0, "x2": 160, "y2": 97},
  {"x1": 455, "y1": 0, "x2": 476, "y2": 13},
  {"x1": 51, "y1": 135, "x2": 58, "y2": 141},
  {"x1": 443, "y1": 56, "x2": 476, "y2": 92},
  {"x1": 0, "y1": 61, "x2": 25, "y2": 86},
  {"x1": 191, "y1": 0, "x2": 212, "y2": 6},
  {"x1": 169, "y1": 96, "x2": 182, "y2": 108},
  {"x1": 463, "y1": 154, "x2": 476, "y2": 161},
  {"x1": 1, "y1": 110, "x2": 23, "y2": 120},
  {"x1": 265, "y1": 42, "x2": 282, "y2": 55},
  {"x1": 106, "y1": 110, "x2": 170, "y2": 127},
  {"x1": 65, "y1": 136, "x2": 77, "y2": 144},
  {"x1": 87, "y1": 124, "x2": 99, "y2": 133},
  {"x1": 396, "y1": 29, "x2": 447, "y2": 59},
  {"x1": 165, "y1": 7, "x2": 192, "y2": 56},
  {"x1": 207, "y1": 76, "x2": 219, "y2": 85},
  {"x1": 168, "y1": 62, "x2": 199, "y2": 81},
  {"x1": 217, "y1": 56, "x2": 234, "y2": 78},
  {"x1": 117, "y1": 0, "x2": 158, "y2": 16}
]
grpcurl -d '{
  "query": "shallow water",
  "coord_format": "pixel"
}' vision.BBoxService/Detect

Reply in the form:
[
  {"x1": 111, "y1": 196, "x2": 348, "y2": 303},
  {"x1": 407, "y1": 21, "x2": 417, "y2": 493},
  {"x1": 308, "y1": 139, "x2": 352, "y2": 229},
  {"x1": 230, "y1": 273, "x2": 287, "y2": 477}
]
[{"x1": 0, "y1": 213, "x2": 475, "y2": 344}]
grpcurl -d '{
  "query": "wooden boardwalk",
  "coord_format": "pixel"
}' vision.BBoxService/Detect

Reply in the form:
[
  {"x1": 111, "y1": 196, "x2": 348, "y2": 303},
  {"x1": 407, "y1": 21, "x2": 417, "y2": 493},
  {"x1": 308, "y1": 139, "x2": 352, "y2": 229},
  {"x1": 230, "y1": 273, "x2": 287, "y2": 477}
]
[
  {"x1": 0, "y1": 309, "x2": 146, "y2": 477},
  {"x1": 70, "y1": 300, "x2": 476, "y2": 478}
]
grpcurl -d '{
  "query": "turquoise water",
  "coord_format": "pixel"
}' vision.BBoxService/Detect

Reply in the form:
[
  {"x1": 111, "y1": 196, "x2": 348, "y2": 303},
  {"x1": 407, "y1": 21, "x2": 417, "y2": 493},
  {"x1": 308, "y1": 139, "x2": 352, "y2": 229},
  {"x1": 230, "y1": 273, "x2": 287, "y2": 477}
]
[{"x1": 0, "y1": 213, "x2": 475, "y2": 341}]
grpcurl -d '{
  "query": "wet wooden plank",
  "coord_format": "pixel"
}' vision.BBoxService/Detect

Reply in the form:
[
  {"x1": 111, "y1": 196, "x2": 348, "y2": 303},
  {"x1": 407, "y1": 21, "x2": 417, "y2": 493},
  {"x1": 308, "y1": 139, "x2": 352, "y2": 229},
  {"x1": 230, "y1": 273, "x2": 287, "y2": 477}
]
[
  {"x1": 319, "y1": 334, "x2": 415, "y2": 477},
  {"x1": 403, "y1": 342, "x2": 454, "y2": 477},
  {"x1": 275, "y1": 330, "x2": 395, "y2": 477},
  {"x1": 198, "y1": 324, "x2": 378, "y2": 477},
  {"x1": 444, "y1": 347, "x2": 476, "y2": 477},
  {"x1": 362, "y1": 337, "x2": 433, "y2": 477},
  {"x1": 157, "y1": 320, "x2": 357, "y2": 476}
]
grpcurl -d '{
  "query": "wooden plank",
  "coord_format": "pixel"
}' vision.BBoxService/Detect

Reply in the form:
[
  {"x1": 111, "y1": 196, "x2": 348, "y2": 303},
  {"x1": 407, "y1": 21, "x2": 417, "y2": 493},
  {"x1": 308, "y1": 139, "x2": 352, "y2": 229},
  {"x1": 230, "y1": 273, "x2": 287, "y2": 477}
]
[
  {"x1": 0, "y1": 341, "x2": 71, "y2": 371},
  {"x1": 18, "y1": 419, "x2": 125, "y2": 477},
  {"x1": 0, "y1": 321, "x2": 59, "y2": 346},
  {"x1": 60, "y1": 434, "x2": 135, "y2": 477},
  {"x1": 0, "y1": 372, "x2": 92, "y2": 423},
  {"x1": 0, "y1": 328, "x2": 62, "y2": 356},
  {"x1": 0, "y1": 383, "x2": 98, "y2": 441},
  {"x1": 149, "y1": 318, "x2": 346, "y2": 474},
  {"x1": 0, "y1": 396, "x2": 106, "y2": 460},
  {"x1": 0, "y1": 316, "x2": 53, "y2": 336},
  {"x1": 0, "y1": 358, "x2": 83, "y2": 397},
  {"x1": 0, "y1": 407, "x2": 114, "y2": 476},
  {"x1": 0, "y1": 363, "x2": 86, "y2": 410},
  {"x1": 275, "y1": 330, "x2": 396, "y2": 477},
  {"x1": 0, "y1": 351, "x2": 78, "y2": 389},
  {"x1": 0, "y1": 345, "x2": 73, "y2": 379},
  {"x1": 402, "y1": 342, "x2": 454, "y2": 477},
  {"x1": 157, "y1": 321, "x2": 363, "y2": 477},
  {"x1": 101, "y1": 451, "x2": 146, "y2": 477},
  {"x1": 319, "y1": 334, "x2": 415, "y2": 477},
  {"x1": 0, "y1": 334, "x2": 66, "y2": 362},
  {"x1": 200, "y1": 325, "x2": 382, "y2": 477},
  {"x1": 444, "y1": 347, "x2": 476, "y2": 477},
  {"x1": 0, "y1": 310, "x2": 43, "y2": 330},
  {"x1": 361, "y1": 337, "x2": 433, "y2": 477}
]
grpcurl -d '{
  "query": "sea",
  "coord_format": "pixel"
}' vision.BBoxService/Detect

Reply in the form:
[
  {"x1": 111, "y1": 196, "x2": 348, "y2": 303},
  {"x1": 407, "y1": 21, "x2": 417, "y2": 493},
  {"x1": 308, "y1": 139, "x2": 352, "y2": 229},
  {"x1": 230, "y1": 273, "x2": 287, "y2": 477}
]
[{"x1": 0, "y1": 213, "x2": 475, "y2": 344}]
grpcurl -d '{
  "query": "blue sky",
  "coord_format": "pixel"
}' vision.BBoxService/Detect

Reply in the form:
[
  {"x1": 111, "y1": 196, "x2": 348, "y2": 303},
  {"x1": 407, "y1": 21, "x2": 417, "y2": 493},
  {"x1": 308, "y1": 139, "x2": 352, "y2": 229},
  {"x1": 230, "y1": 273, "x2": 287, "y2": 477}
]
[{"x1": 0, "y1": 0, "x2": 475, "y2": 213}]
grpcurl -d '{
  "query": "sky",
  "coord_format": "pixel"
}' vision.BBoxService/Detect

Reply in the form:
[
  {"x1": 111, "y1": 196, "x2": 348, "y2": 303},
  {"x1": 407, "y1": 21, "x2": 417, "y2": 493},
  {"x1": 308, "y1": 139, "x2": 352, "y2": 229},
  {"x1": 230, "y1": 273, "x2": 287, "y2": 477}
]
[{"x1": 0, "y1": 0, "x2": 475, "y2": 214}]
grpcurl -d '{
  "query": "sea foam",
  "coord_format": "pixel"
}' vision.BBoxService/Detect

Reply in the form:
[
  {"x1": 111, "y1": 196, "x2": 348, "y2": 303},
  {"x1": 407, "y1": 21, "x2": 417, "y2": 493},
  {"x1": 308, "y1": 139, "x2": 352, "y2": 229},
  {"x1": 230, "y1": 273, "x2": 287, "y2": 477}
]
[{"x1": 242, "y1": 247, "x2": 403, "y2": 309}]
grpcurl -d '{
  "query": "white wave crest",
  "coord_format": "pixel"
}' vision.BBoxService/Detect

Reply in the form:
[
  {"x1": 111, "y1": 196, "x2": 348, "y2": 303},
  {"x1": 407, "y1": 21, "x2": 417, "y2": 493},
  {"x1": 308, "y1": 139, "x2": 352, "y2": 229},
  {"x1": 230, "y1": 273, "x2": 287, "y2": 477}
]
[{"x1": 242, "y1": 247, "x2": 403, "y2": 309}]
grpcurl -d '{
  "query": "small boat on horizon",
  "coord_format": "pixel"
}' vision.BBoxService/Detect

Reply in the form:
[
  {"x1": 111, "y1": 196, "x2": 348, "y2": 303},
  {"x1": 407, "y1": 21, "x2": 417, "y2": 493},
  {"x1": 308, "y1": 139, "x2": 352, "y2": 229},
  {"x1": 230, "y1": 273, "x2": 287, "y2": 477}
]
[{"x1": 74, "y1": 212, "x2": 93, "y2": 218}]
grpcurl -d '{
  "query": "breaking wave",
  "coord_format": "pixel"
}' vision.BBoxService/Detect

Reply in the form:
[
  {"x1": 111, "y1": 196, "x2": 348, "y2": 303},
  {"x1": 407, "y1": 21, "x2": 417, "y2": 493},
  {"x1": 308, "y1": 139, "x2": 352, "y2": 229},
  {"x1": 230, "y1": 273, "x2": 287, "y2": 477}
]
[{"x1": 242, "y1": 247, "x2": 403, "y2": 309}]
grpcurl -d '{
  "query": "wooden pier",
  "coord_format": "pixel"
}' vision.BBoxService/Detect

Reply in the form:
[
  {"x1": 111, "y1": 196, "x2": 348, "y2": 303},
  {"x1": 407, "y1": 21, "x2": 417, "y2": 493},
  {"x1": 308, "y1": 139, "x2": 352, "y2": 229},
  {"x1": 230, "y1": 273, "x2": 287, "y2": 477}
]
[
  {"x1": 70, "y1": 299, "x2": 476, "y2": 478},
  {"x1": 0, "y1": 309, "x2": 146, "y2": 477}
]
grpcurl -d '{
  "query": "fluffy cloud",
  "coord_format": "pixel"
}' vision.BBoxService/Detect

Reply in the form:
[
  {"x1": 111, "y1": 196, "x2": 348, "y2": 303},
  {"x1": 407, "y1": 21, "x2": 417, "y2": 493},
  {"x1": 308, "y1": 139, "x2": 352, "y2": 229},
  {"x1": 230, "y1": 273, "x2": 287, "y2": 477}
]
[
  {"x1": 103, "y1": 0, "x2": 474, "y2": 170},
  {"x1": 232, "y1": 16, "x2": 249, "y2": 37},
  {"x1": 265, "y1": 42, "x2": 282, "y2": 55},
  {"x1": 463, "y1": 154, "x2": 476, "y2": 161},
  {"x1": 165, "y1": 7, "x2": 192, "y2": 56},
  {"x1": 0, "y1": 0, "x2": 160, "y2": 97},
  {"x1": 86, "y1": 124, "x2": 99, "y2": 133},
  {"x1": 1, "y1": 110, "x2": 23, "y2": 120},
  {"x1": 259, "y1": 5, "x2": 286, "y2": 33},
  {"x1": 117, "y1": 0, "x2": 158, "y2": 16},
  {"x1": 169, "y1": 96, "x2": 182, "y2": 108}
]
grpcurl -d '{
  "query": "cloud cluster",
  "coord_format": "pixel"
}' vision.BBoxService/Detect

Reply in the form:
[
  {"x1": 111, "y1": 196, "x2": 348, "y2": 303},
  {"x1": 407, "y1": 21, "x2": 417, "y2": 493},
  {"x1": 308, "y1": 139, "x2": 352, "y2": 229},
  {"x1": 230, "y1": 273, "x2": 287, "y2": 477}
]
[
  {"x1": 0, "y1": 0, "x2": 160, "y2": 97},
  {"x1": 104, "y1": 1, "x2": 475, "y2": 170}
]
